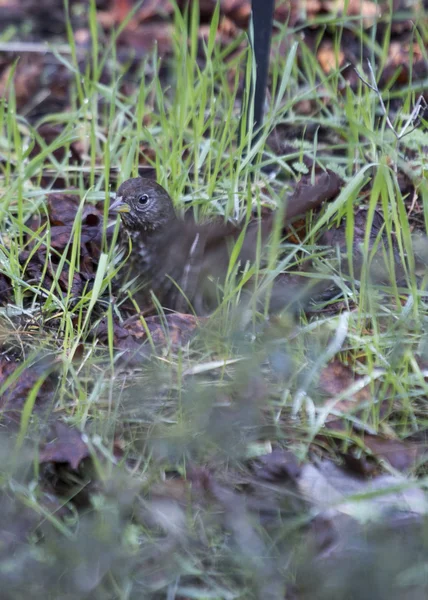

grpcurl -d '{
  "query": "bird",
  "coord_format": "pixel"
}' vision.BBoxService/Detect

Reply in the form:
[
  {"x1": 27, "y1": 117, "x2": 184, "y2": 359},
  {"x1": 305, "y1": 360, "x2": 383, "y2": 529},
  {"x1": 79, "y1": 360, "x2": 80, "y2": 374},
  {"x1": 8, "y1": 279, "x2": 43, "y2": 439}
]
[{"x1": 109, "y1": 174, "x2": 342, "y2": 315}]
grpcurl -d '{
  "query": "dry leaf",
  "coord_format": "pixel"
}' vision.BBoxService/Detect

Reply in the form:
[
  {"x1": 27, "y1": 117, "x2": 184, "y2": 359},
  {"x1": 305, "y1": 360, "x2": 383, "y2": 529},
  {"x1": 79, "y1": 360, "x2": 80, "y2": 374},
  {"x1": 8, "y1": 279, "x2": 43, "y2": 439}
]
[{"x1": 40, "y1": 422, "x2": 90, "y2": 470}]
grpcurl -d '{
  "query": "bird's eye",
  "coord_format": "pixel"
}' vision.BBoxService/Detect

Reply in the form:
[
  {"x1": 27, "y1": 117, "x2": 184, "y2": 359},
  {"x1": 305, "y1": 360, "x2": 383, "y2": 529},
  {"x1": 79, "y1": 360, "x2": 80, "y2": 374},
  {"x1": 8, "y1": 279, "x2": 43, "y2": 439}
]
[{"x1": 138, "y1": 194, "x2": 149, "y2": 205}]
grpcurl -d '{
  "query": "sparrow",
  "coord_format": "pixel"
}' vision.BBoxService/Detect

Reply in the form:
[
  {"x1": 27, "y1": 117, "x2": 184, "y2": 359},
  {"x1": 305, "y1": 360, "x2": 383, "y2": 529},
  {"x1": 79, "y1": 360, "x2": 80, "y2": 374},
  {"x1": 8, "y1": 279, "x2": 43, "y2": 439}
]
[{"x1": 109, "y1": 173, "x2": 342, "y2": 314}]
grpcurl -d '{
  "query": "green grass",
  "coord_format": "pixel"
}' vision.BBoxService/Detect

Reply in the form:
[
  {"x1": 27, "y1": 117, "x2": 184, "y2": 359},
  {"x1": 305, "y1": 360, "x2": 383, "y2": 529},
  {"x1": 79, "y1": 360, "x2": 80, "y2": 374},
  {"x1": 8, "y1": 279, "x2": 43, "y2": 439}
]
[{"x1": 0, "y1": 0, "x2": 428, "y2": 597}]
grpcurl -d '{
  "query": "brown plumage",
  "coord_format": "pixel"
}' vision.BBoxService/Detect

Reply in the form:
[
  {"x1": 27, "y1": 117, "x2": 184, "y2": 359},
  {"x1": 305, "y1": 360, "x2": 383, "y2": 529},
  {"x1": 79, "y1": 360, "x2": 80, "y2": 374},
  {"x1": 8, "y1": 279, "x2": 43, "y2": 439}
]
[{"x1": 110, "y1": 173, "x2": 342, "y2": 314}]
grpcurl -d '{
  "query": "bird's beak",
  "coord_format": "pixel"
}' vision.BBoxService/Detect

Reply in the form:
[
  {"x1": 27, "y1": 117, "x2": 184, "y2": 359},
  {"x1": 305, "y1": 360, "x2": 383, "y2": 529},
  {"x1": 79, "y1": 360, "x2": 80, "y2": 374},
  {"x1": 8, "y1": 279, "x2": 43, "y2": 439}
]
[{"x1": 109, "y1": 196, "x2": 130, "y2": 214}]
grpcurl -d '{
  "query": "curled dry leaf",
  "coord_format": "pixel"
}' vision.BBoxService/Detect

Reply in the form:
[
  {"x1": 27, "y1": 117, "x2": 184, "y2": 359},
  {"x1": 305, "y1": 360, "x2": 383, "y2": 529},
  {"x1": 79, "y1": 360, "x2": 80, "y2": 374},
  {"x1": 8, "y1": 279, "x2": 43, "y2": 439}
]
[{"x1": 40, "y1": 421, "x2": 90, "y2": 470}]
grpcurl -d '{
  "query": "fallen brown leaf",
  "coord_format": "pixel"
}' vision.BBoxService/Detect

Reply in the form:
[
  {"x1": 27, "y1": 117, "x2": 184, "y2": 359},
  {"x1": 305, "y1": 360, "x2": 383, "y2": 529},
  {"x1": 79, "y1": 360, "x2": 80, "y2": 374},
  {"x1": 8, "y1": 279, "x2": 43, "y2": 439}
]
[
  {"x1": 317, "y1": 41, "x2": 345, "y2": 74},
  {"x1": 251, "y1": 448, "x2": 301, "y2": 482},
  {"x1": 40, "y1": 421, "x2": 90, "y2": 470},
  {"x1": 47, "y1": 193, "x2": 101, "y2": 227},
  {"x1": 0, "y1": 355, "x2": 56, "y2": 423},
  {"x1": 96, "y1": 312, "x2": 203, "y2": 356},
  {"x1": 362, "y1": 434, "x2": 422, "y2": 473},
  {"x1": 318, "y1": 358, "x2": 371, "y2": 415}
]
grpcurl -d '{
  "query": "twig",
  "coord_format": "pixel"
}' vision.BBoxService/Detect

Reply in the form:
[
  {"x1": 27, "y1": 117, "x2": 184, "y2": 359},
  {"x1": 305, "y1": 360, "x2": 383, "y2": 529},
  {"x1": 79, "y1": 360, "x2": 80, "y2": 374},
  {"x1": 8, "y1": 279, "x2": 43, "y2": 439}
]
[
  {"x1": 0, "y1": 42, "x2": 74, "y2": 55},
  {"x1": 354, "y1": 59, "x2": 428, "y2": 140}
]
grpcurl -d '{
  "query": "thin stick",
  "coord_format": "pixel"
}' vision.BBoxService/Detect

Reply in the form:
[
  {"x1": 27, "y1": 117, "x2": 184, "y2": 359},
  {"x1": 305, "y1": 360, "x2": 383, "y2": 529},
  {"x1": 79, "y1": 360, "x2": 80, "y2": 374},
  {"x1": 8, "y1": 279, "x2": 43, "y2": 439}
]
[{"x1": 354, "y1": 60, "x2": 427, "y2": 140}]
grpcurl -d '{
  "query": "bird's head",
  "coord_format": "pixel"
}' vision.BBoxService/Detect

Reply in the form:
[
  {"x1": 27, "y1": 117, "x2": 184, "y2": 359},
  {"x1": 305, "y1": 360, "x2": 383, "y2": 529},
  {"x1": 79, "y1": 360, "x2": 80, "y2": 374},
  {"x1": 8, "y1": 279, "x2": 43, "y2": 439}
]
[{"x1": 109, "y1": 177, "x2": 176, "y2": 232}]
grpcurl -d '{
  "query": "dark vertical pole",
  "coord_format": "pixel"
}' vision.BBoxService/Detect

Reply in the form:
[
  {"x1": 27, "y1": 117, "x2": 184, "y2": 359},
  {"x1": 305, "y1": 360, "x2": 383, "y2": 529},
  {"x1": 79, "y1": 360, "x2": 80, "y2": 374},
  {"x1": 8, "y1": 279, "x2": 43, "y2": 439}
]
[{"x1": 248, "y1": 0, "x2": 275, "y2": 149}]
